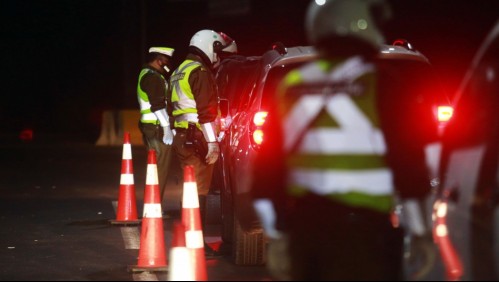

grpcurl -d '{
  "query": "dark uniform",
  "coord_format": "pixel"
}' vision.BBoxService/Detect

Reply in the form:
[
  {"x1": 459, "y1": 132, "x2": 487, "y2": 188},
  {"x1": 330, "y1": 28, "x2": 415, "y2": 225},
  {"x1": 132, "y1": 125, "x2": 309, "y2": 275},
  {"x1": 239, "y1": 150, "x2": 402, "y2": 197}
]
[
  {"x1": 168, "y1": 53, "x2": 219, "y2": 224},
  {"x1": 137, "y1": 65, "x2": 173, "y2": 203}
]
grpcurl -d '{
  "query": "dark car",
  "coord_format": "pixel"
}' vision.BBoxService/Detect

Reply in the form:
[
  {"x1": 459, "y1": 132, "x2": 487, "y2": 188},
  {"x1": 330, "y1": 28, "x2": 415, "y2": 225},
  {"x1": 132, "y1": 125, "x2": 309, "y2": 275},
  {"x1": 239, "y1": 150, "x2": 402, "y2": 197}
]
[
  {"x1": 432, "y1": 19, "x2": 499, "y2": 281},
  {"x1": 214, "y1": 41, "x2": 450, "y2": 266}
]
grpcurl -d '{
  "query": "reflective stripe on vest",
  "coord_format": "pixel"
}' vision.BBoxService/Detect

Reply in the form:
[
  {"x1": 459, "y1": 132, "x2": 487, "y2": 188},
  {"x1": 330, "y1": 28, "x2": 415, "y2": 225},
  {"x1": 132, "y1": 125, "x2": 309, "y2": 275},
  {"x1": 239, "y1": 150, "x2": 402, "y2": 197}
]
[
  {"x1": 281, "y1": 56, "x2": 394, "y2": 213},
  {"x1": 137, "y1": 68, "x2": 168, "y2": 124},
  {"x1": 170, "y1": 60, "x2": 202, "y2": 129}
]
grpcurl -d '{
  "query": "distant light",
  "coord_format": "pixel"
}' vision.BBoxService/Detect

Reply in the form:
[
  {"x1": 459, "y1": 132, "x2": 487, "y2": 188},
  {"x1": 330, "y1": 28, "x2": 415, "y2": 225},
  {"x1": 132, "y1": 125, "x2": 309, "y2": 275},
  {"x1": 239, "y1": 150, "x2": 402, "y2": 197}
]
[
  {"x1": 436, "y1": 224, "x2": 448, "y2": 237},
  {"x1": 19, "y1": 128, "x2": 34, "y2": 142},
  {"x1": 436, "y1": 202, "x2": 448, "y2": 218},
  {"x1": 315, "y1": 0, "x2": 326, "y2": 6},
  {"x1": 357, "y1": 19, "x2": 368, "y2": 30}
]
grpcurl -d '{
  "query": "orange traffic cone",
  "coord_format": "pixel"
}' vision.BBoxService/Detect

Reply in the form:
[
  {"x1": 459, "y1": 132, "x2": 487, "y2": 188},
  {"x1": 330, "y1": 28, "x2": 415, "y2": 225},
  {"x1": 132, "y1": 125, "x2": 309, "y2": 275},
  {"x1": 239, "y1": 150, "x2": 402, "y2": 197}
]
[
  {"x1": 182, "y1": 165, "x2": 207, "y2": 281},
  {"x1": 110, "y1": 132, "x2": 140, "y2": 225},
  {"x1": 128, "y1": 149, "x2": 168, "y2": 272},
  {"x1": 167, "y1": 221, "x2": 195, "y2": 281}
]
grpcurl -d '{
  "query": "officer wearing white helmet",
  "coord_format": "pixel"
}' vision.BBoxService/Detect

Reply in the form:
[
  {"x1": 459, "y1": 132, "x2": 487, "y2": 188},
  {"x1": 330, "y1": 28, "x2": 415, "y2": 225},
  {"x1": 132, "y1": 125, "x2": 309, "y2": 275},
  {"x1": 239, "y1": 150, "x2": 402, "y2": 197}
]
[
  {"x1": 168, "y1": 29, "x2": 231, "y2": 257},
  {"x1": 250, "y1": 0, "x2": 432, "y2": 280},
  {"x1": 137, "y1": 46, "x2": 176, "y2": 206}
]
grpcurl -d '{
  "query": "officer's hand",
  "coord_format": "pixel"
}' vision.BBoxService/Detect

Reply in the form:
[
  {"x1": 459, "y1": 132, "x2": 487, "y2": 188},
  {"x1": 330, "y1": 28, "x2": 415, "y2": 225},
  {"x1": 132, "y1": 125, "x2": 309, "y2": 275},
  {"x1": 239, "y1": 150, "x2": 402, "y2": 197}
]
[
  {"x1": 205, "y1": 142, "x2": 220, "y2": 164},
  {"x1": 162, "y1": 126, "x2": 174, "y2": 145}
]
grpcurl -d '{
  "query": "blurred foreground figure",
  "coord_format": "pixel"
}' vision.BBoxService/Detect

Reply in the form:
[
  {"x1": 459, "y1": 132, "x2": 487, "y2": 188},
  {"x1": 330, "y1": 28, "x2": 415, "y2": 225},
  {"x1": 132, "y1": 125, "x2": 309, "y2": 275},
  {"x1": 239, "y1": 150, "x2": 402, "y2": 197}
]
[{"x1": 251, "y1": 0, "x2": 434, "y2": 280}]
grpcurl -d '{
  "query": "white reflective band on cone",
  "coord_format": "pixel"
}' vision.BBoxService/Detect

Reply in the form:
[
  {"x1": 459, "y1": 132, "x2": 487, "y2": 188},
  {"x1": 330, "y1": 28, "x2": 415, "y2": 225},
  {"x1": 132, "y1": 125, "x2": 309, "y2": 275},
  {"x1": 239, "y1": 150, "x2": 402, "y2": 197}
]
[
  {"x1": 182, "y1": 183, "x2": 200, "y2": 208},
  {"x1": 143, "y1": 203, "x2": 162, "y2": 218},
  {"x1": 290, "y1": 169, "x2": 394, "y2": 195},
  {"x1": 185, "y1": 230, "x2": 204, "y2": 249},
  {"x1": 201, "y1": 122, "x2": 217, "y2": 142},
  {"x1": 146, "y1": 164, "x2": 159, "y2": 185},
  {"x1": 123, "y1": 144, "x2": 132, "y2": 160},
  {"x1": 120, "y1": 174, "x2": 134, "y2": 185},
  {"x1": 168, "y1": 247, "x2": 195, "y2": 281}
]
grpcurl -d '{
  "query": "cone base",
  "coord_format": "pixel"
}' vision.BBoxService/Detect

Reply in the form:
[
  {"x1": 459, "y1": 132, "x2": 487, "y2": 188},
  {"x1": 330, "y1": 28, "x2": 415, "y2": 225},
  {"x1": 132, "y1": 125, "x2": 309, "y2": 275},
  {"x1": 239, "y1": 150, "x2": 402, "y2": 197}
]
[
  {"x1": 108, "y1": 219, "x2": 141, "y2": 225},
  {"x1": 127, "y1": 265, "x2": 169, "y2": 273}
]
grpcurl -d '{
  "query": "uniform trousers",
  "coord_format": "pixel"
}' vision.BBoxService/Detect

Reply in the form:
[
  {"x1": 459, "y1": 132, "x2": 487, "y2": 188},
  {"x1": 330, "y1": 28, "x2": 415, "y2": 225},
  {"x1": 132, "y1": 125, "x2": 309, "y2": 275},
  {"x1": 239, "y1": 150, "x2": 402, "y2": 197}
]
[
  {"x1": 286, "y1": 193, "x2": 404, "y2": 281},
  {"x1": 172, "y1": 129, "x2": 215, "y2": 227},
  {"x1": 139, "y1": 122, "x2": 173, "y2": 204}
]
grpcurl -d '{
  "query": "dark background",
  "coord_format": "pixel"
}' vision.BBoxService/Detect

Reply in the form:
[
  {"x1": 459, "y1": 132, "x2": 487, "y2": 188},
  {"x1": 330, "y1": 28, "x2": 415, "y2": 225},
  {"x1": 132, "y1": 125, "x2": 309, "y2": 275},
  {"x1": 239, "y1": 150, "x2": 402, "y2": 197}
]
[{"x1": 1, "y1": 0, "x2": 498, "y2": 142}]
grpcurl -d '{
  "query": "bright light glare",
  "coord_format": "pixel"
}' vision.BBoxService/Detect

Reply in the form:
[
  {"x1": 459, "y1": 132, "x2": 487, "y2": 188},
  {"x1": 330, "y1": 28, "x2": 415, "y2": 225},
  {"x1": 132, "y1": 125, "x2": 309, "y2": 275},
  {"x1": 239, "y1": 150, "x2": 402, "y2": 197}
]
[
  {"x1": 315, "y1": 0, "x2": 326, "y2": 5},
  {"x1": 253, "y1": 129, "x2": 264, "y2": 145},
  {"x1": 436, "y1": 202, "x2": 448, "y2": 218},
  {"x1": 253, "y1": 111, "x2": 268, "y2": 127},
  {"x1": 436, "y1": 224, "x2": 448, "y2": 237},
  {"x1": 438, "y1": 106, "x2": 454, "y2": 122}
]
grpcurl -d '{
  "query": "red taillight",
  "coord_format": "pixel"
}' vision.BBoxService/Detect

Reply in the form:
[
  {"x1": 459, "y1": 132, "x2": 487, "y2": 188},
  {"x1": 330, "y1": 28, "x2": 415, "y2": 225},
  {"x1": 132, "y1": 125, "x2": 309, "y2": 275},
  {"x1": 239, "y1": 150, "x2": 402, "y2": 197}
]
[
  {"x1": 251, "y1": 111, "x2": 268, "y2": 147},
  {"x1": 438, "y1": 106, "x2": 454, "y2": 122},
  {"x1": 253, "y1": 112, "x2": 268, "y2": 127},
  {"x1": 252, "y1": 129, "x2": 264, "y2": 145}
]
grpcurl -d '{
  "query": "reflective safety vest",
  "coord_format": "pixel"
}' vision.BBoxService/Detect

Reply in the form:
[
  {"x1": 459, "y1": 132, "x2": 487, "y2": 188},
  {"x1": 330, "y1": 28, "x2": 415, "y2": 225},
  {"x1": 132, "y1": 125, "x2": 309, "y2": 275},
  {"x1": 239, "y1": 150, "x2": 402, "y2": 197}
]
[
  {"x1": 137, "y1": 68, "x2": 168, "y2": 124},
  {"x1": 279, "y1": 56, "x2": 395, "y2": 213},
  {"x1": 169, "y1": 60, "x2": 203, "y2": 129}
]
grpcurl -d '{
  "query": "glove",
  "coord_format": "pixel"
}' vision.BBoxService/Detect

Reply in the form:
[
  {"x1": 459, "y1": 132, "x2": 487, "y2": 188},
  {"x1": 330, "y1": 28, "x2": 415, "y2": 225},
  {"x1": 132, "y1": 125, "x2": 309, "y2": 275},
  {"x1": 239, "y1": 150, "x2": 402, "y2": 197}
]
[
  {"x1": 153, "y1": 108, "x2": 173, "y2": 145},
  {"x1": 162, "y1": 126, "x2": 174, "y2": 145},
  {"x1": 253, "y1": 198, "x2": 280, "y2": 239},
  {"x1": 205, "y1": 142, "x2": 220, "y2": 164}
]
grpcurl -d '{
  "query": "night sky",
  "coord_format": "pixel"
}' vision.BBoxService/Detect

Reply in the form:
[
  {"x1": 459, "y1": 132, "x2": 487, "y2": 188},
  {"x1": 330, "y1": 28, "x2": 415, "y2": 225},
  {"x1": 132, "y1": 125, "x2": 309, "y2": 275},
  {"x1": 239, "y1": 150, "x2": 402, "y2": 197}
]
[{"x1": 1, "y1": 0, "x2": 498, "y2": 142}]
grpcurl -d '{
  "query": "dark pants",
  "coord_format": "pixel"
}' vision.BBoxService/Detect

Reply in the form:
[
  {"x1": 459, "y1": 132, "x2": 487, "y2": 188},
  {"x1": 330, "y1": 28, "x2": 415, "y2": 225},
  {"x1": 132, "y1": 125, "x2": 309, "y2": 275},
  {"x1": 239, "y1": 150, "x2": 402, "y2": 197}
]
[
  {"x1": 172, "y1": 129, "x2": 214, "y2": 196},
  {"x1": 287, "y1": 194, "x2": 404, "y2": 281},
  {"x1": 172, "y1": 129, "x2": 215, "y2": 228},
  {"x1": 139, "y1": 122, "x2": 173, "y2": 204}
]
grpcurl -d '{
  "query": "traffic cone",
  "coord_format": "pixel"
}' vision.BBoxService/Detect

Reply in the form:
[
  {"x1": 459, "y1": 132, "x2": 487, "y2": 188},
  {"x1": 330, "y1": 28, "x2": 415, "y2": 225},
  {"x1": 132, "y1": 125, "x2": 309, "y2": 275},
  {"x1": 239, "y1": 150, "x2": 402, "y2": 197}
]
[
  {"x1": 182, "y1": 165, "x2": 208, "y2": 281},
  {"x1": 110, "y1": 132, "x2": 140, "y2": 225},
  {"x1": 128, "y1": 149, "x2": 168, "y2": 272},
  {"x1": 168, "y1": 221, "x2": 195, "y2": 281}
]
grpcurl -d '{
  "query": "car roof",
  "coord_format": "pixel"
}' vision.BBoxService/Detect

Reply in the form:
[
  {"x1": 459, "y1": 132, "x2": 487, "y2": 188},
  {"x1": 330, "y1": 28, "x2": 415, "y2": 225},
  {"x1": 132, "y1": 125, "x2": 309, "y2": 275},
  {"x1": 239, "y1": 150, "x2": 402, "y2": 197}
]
[{"x1": 259, "y1": 41, "x2": 430, "y2": 69}]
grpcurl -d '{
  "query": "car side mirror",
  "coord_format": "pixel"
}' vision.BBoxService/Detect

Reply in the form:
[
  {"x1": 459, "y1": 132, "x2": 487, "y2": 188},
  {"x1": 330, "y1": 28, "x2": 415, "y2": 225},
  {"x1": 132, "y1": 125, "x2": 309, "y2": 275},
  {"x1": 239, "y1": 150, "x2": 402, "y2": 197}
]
[{"x1": 219, "y1": 98, "x2": 229, "y2": 118}]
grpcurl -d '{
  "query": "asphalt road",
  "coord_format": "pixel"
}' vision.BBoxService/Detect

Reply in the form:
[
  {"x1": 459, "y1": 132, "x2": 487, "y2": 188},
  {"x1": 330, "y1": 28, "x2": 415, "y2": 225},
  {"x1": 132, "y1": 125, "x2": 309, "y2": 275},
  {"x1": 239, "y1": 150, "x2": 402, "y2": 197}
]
[{"x1": 0, "y1": 136, "x2": 272, "y2": 281}]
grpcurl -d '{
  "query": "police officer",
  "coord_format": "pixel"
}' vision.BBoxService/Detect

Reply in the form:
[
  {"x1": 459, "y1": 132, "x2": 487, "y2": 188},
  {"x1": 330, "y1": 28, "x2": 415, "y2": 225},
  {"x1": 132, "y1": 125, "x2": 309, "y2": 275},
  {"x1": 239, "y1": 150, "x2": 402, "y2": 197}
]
[
  {"x1": 251, "y1": 0, "x2": 432, "y2": 280},
  {"x1": 137, "y1": 47, "x2": 175, "y2": 207},
  {"x1": 168, "y1": 29, "x2": 229, "y2": 256}
]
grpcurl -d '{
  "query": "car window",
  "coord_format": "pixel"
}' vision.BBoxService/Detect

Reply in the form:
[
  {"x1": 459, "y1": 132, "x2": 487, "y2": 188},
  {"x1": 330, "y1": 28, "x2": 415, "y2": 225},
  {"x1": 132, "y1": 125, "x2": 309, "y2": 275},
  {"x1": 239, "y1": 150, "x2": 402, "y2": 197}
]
[
  {"x1": 217, "y1": 58, "x2": 260, "y2": 116},
  {"x1": 445, "y1": 36, "x2": 499, "y2": 147}
]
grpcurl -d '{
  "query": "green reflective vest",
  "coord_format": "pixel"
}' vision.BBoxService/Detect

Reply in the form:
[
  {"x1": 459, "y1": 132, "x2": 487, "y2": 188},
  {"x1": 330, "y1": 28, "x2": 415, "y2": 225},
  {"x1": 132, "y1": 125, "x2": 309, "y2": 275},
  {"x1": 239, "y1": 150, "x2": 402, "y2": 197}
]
[{"x1": 278, "y1": 57, "x2": 395, "y2": 213}]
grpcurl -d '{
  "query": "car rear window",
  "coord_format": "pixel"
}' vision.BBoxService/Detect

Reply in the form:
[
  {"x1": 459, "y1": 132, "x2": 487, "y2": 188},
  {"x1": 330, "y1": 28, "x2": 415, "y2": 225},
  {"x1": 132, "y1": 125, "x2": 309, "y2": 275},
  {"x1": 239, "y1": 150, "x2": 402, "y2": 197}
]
[
  {"x1": 217, "y1": 58, "x2": 260, "y2": 116},
  {"x1": 258, "y1": 62, "x2": 306, "y2": 111}
]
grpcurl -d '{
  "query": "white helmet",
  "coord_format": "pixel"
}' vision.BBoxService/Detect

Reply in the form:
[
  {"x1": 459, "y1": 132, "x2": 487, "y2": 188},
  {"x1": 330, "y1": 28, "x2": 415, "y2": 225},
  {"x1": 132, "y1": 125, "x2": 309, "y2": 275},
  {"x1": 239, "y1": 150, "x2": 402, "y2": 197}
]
[
  {"x1": 189, "y1": 29, "x2": 227, "y2": 65},
  {"x1": 305, "y1": 0, "x2": 392, "y2": 49}
]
